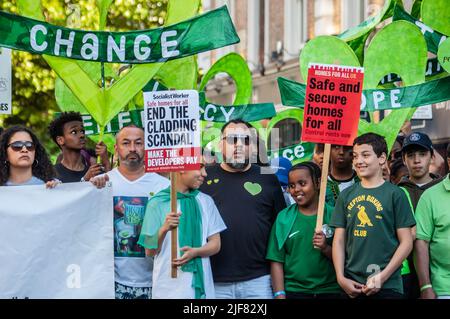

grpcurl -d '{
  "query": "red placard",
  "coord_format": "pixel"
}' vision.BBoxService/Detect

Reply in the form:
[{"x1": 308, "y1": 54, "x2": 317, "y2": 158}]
[
  {"x1": 144, "y1": 147, "x2": 201, "y2": 172},
  {"x1": 301, "y1": 63, "x2": 364, "y2": 146}
]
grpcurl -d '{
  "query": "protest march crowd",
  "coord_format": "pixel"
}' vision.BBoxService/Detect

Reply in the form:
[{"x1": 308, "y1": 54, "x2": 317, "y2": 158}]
[
  {"x1": 0, "y1": 0, "x2": 449, "y2": 302},
  {"x1": 0, "y1": 111, "x2": 448, "y2": 300}
]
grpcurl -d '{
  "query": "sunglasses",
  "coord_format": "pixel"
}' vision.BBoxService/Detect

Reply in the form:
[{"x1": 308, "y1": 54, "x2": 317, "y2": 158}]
[
  {"x1": 8, "y1": 141, "x2": 36, "y2": 152},
  {"x1": 223, "y1": 134, "x2": 250, "y2": 146}
]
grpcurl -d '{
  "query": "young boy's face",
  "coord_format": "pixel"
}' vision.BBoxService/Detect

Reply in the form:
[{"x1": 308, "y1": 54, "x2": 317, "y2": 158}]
[
  {"x1": 353, "y1": 144, "x2": 386, "y2": 179},
  {"x1": 180, "y1": 163, "x2": 207, "y2": 190},
  {"x1": 58, "y1": 121, "x2": 86, "y2": 150},
  {"x1": 331, "y1": 145, "x2": 353, "y2": 170},
  {"x1": 402, "y1": 147, "x2": 432, "y2": 180}
]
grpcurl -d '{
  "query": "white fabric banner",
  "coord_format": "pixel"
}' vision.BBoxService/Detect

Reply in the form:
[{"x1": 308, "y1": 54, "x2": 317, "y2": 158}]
[{"x1": 0, "y1": 182, "x2": 114, "y2": 299}]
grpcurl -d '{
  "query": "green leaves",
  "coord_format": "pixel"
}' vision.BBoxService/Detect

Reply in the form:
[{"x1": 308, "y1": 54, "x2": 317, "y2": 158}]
[{"x1": 95, "y1": 0, "x2": 113, "y2": 30}]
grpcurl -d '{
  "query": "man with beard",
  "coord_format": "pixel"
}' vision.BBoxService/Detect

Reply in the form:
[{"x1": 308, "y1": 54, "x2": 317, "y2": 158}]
[
  {"x1": 48, "y1": 112, "x2": 110, "y2": 183},
  {"x1": 96, "y1": 125, "x2": 169, "y2": 299},
  {"x1": 200, "y1": 119, "x2": 286, "y2": 299},
  {"x1": 325, "y1": 144, "x2": 360, "y2": 207}
]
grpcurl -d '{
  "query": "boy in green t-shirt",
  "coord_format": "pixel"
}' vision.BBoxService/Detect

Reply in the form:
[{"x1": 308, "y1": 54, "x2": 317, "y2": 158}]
[
  {"x1": 330, "y1": 133, "x2": 416, "y2": 299},
  {"x1": 267, "y1": 162, "x2": 341, "y2": 299}
]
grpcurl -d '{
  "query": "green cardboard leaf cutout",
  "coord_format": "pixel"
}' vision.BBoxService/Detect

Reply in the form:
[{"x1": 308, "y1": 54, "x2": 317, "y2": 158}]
[
  {"x1": 421, "y1": 0, "x2": 450, "y2": 35},
  {"x1": 55, "y1": 61, "x2": 117, "y2": 113},
  {"x1": 199, "y1": 53, "x2": 253, "y2": 105},
  {"x1": 337, "y1": 0, "x2": 400, "y2": 62},
  {"x1": 299, "y1": 36, "x2": 360, "y2": 82},
  {"x1": 411, "y1": 0, "x2": 423, "y2": 19},
  {"x1": 338, "y1": 0, "x2": 395, "y2": 42},
  {"x1": 438, "y1": 38, "x2": 450, "y2": 73},
  {"x1": 363, "y1": 21, "x2": 427, "y2": 89},
  {"x1": 16, "y1": 0, "x2": 201, "y2": 129},
  {"x1": 95, "y1": 0, "x2": 113, "y2": 31},
  {"x1": 361, "y1": 20, "x2": 427, "y2": 151},
  {"x1": 199, "y1": 52, "x2": 253, "y2": 151}
]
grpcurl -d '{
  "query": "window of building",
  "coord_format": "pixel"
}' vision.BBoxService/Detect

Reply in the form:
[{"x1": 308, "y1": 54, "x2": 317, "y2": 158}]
[
  {"x1": 283, "y1": 0, "x2": 307, "y2": 61},
  {"x1": 308, "y1": 0, "x2": 342, "y2": 38},
  {"x1": 268, "y1": 118, "x2": 302, "y2": 150}
]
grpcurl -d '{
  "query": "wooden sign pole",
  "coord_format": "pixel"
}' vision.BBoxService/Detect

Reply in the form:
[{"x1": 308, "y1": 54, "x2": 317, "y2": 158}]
[
  {"x1": 170, "y1": 172, "x2": 178, "y2": 278},
  {"x1": 315, "y1": 143, "x2": 331, "y2": 236}
]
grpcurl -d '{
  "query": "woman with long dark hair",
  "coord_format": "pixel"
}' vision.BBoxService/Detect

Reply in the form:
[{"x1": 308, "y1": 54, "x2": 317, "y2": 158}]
[{"x1": 0, "y1": 125, "x2": 57, "y2": 187}]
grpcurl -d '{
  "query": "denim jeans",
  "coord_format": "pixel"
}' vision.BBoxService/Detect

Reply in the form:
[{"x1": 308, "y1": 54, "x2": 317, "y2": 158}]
[{"x1": 214, "y1": 274, "x2": 273, "y2": 299}]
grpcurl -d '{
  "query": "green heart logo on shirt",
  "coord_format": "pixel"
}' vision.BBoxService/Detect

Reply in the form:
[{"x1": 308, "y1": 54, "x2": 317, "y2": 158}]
[
  {"x1": 244, "y1": 182, "x2": 262, "y2": 196},
  {"x1": 213, "y1": 179, "x2": 220, "y2": 184}
]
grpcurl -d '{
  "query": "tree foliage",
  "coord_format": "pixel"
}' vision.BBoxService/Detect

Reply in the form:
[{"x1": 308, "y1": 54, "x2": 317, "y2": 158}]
[{"x1": 0, "y1": 0, "x2": 168, "y2": 155}]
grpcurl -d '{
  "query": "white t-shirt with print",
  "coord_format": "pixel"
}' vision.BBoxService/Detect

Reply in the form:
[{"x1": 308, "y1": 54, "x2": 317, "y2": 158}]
[
  {"x1": 108, "y1": 168, "x2": 170, "y2": 287},
  {"x1": 152, "y1": 192, "x2": 227, "y2": 299}
]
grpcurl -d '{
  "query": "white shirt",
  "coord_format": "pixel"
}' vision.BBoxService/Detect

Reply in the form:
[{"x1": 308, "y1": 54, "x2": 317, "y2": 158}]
[
  {"x1": 108, "y1": 168, "x2": 170, "y2": 287},
  {"x1": 152, "y1": 192, "x2": 227, "y2": 299}
]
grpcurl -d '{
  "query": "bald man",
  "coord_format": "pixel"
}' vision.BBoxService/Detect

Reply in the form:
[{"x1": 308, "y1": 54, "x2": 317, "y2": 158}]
[{"x1": 95, "y1": 125, "x2": 169, "y2": 299}]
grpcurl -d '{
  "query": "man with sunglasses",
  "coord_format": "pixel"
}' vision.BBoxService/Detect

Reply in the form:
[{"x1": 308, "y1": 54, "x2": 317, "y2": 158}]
[
  {"x1": 48, "y1": 112, "x2": 110, "y2": 183},
  {"x1": 200, "y1": 119, "x2": 286, "y2": 299}
]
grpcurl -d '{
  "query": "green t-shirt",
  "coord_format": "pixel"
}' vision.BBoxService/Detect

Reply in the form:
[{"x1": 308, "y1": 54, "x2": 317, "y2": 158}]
[
  {"x1": 330, "y1": 181, "x2": 416, "y2": 294},
  {"x1": 266, "y1": 204, "x2": 341, "y2": 294},
  {"x1": 415, "y1": 175, "x2": 450, "y2": 296}
]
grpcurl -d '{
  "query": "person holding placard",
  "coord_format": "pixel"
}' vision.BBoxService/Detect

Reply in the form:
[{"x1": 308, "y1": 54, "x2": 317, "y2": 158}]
[
  {"x1": 138, "y1": 157, "x2": 226, "y2": 299},
  {"x1": 267, "y1": 161, "x2": 341, "y2": 299},
  {"x1": 48, "y1": 112, "x2": 110, "y2": 183},
  {"x1": 330, "y1": 133, "x2": 415, "y2": 299}
]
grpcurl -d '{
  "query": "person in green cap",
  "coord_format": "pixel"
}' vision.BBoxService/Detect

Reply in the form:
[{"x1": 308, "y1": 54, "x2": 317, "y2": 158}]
[
  {"x1": 138, "y1": 157, "x2": 226, "y2": 299},
  {"x1": 267, "y1": 161, "x2": 341, "y2": 299}
]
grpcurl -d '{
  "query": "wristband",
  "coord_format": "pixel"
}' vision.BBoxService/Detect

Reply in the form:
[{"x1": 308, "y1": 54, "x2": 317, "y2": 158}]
[
  {"x1": 273, "y1": 290, "x2": 286, "y2": 298},
  {"x1": 420, "y1": 284, "x2": 432, "y2": 292}
]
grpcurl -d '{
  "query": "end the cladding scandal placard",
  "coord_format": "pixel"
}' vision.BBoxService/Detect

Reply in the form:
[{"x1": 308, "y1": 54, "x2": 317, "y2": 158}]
[{"x1": 143, "y1": 90, "x2": 201, "y2": 172}]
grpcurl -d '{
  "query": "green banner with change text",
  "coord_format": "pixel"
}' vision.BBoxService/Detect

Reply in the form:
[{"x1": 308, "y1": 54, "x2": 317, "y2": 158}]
[{"x1": 0, "y1": 6, "x2": 239, "y2": 64}]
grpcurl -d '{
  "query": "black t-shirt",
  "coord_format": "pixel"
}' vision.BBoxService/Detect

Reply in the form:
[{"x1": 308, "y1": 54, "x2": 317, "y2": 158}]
[
  {"x1": 54, "y1": 162, "x2": 89, "y2": 183},
  {"x1": 200, "y1": 164, "x2": 287, "y2": 282}
]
